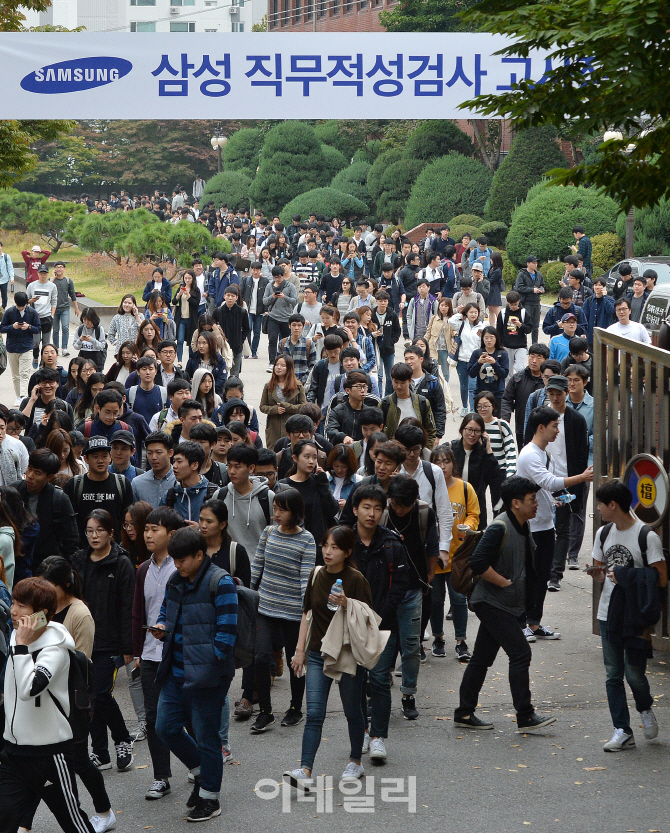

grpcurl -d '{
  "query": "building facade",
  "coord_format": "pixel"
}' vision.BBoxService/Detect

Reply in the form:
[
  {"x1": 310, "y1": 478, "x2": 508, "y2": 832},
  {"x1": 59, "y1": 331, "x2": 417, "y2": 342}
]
[{"x1": 268, "y1": 0, "x2": 394, "y2": 31}]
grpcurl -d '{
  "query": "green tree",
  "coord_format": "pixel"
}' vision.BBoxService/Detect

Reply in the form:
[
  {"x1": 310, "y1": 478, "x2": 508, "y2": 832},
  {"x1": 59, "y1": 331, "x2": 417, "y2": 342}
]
[
  {"x1": 315, "y1": 120, "x2": 370, "y2": 161},
  {"x1": 0, "y1": 189, "x2": 47, "y2": 234},
  {"x1": 200, "y1": 170, "x2": 252, "y2": 213},
  {"x1": 28, "y1": 201, "x2": 87, "y2": 252},
  {"x1": 377, "y1": 159, "x2": 425, "y2": 223},
  {"x1": 404, "y1": 154, "x2": 493, "y2": 229},
  {"x1": 121, "y1": 221, "x2": 214, "y2": 275},
  {"x1": 331, "y1": 162, "x2": 372, "y2": 207},
  {"x1": 0, "y1": 121, "x2": 74, "y2": 190},
  {"x1": 280, "y1": 188, "x2": 368, "y2": 227},
  {"x1": 367, "y1": 148, "x2": 403, "y2": 207},
  {"x1": 249, "y1": 122, "x2": 328, "y2": 216},
  {"x1": 485, "y1": 127, "x2": 568, "y2": 225},
  {"x1": 506, "y1": 185, "x2": 619, "y2": 268},
  {"x1": 403, "y1": 120, "x2": 474, "y2": 162},
  {"x1": 591, "y1": 232, "x2": 625, "y2": 273},
  {"x1": 2, "y1": 0, "x2": 50, "y2": 30},
  {"x1": 77, "y1": 209, "x2": 160, "y2": 265},
  {"x1": 17, "y1": 133, "x2": 103, "y2": 196},
  {"x1": 380, "y1": 0, "x2": 476, "y2": 32},
  {"x1": 461, "y1": 0, "x2": 670, "y2": 211},
  {"x1": 320, "y1": 145, "x2": 349, "y2": 183},
  {"x1": 222, "y1": 128, "x2": 264, "y2": 173},
  {"x1": 615, "y1": 199, "x2": 670, "y2": 257}
]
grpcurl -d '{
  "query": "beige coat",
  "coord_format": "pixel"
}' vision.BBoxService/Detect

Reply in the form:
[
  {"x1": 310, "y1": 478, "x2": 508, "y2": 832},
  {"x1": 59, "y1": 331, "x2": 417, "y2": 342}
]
[
  {"x1": 259, "y1": 382, "x2": 306, "y2": 448},
  {"x1": 426, "y1": 314, "x2": 456, "y2": 357},
  {"x1": 321, "y1": 599, "x2": 390, "y2": 681}
]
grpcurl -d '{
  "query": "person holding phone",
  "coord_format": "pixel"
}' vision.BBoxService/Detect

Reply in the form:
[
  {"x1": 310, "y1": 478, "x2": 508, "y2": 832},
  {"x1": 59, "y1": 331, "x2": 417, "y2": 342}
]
[{"x1": 107, "y1": 294, "x2": 143, "y2": 350}]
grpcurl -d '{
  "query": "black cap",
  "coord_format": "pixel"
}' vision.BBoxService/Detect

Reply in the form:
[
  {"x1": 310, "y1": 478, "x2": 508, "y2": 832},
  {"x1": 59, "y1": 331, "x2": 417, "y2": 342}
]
[
  {"x1": 37, "y1": 264, "x2": 49, "y2": 273},
  {"x1": 110, "y1": 429, "x2": 136, "y2": 448},
  {"x1": 526, "y1": 255, "x2": 538, "y2": 263}
]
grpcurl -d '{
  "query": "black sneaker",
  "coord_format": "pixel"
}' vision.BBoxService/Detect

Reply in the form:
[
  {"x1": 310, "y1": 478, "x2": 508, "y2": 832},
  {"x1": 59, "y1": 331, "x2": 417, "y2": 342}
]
[
  {"x1": 547, "y1": 579, "x2": 561, "y2": 592},
  {"x1": 454, "y1": 714, "x2": 494, "y2": 730},
  {"x1": 115, "y1": 740, "x2": 134, "y2": 772},
  {"x1": 402, "y1": 695, "x2": 419, "y2": 720},
  {"x1": 567, "y1": 558, "x2": 579, "y2": 570},
  {"x1": 187, "y1": 798, "x2": 221, "y2": 822},
  {"x1": 419, "y1": 645, "x2": 427, "y2": 663},
  {"x1": 455, "y1": 641, "x2": 472, "y2": 663},
  {"x1": 186, "y1": 776, "x2": 201, "y2": 808},
  {"x1": 250, "y1": 711, "x2": 276, "y2": 734},
  {"x1": 90, "y1": 751, "x2": 112, "y2": 770},
  {"x1": 280, "y1": 706, "x2": 304, "y2": 727},
  {"x1": 431, "y1": 639, "x2": 446, "y2": 658},
  {"x1": 145, "y1": 779, "x2": 171, "y2": 800},
  {"x1": 517, "y1": 714, "x2": 557, "y2": 733}
]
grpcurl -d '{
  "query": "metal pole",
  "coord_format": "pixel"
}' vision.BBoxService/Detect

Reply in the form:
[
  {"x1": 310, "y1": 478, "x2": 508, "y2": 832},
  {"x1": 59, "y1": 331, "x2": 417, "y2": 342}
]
[
  {"x1": 217, "y1": 145, "x2": 222, "y2": 174},
  {"x1": 625, "y1": 206, "x2": 634, "y2": 258}
]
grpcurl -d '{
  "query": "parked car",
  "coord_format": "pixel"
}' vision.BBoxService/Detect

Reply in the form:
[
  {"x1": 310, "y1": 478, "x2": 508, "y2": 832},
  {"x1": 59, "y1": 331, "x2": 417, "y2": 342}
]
[
  {"x1": 602, "y1": 256, "x2": 670, "y2": 296},
  {"x1": 641, "y1": 283, "x2": 670, "y2": 333}
]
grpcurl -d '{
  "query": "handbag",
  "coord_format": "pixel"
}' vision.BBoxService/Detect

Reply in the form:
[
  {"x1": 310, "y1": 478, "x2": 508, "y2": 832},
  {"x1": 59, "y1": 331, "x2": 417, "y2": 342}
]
[
  {"x1": 448, "y1": 320, "x2": 465, "y2": 362},
  {"x1": 261, "y1": 314, "x2": 270, "y2": 334}
]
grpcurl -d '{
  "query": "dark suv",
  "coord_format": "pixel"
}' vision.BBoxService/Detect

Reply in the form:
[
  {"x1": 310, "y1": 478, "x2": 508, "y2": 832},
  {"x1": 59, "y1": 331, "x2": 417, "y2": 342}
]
[{"x1": 602, "y1": 256, "x2": 670, "y2": 296}]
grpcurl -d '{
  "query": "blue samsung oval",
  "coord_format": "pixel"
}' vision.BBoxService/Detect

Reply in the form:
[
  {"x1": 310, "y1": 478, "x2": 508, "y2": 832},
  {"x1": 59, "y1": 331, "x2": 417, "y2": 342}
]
[{"x1": 20, "y1": 56, "x2": 133, "y2": 94}]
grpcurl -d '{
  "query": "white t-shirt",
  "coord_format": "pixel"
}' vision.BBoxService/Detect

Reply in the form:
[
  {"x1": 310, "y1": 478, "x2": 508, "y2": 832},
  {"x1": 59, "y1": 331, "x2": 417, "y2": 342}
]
[
  {"x1": 195, "y1": 272, "x2": 206, "y2": 297},
  {"x1": 516, "y1": 441, "x2": 565, "y2": 532},
  {"x1": 27, "y1": 281, "x2": 58, "y2": 319},
  {"x1": 606, "y1": 320, "x2": 651, "y2": 344},
  {"x1": 397, "y1": 396, "x2": 415, "y2": 423},
  {"x1": 546, "y1": 413, "x2": 568, "y2": 477},
  {"x1": 593, "y1": 520, "x2": 663, "y2": 620}
]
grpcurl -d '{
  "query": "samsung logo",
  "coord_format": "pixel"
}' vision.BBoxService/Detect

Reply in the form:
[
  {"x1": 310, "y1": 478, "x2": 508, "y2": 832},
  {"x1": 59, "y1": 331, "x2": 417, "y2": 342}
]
[{"x1": 20, "y1": 56, "x2": 132, "y2": 94}]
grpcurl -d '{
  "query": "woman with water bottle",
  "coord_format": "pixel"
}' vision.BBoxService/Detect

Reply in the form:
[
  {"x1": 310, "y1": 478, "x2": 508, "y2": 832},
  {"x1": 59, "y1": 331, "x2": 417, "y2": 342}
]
[{"x1": 284, "y1": 526, "x2": 373, "y2": 790}]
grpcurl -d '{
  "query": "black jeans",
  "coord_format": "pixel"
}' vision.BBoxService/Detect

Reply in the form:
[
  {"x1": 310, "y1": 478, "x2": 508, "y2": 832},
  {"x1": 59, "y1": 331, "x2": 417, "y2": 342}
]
[
  {"x1": 141, "y1": 658, "x2": 172, "y2": 781},
  {"x1": 90, "y1": 653, "x2": 132, "y2": 757},
  {"x1": 455, "y1": 602, "x2": 533, "y2": 723},
  {"x1": 568, "y1": 483, "x2": 590, "y2": 562},
  {"x1": 524, "y1": 304, "x2": 541, "y2": 344},
  {"x1": 527, "y1": 528, "x2": 555, "y2": 626},
  {"x1": 550, "y1": 504, "x2": 572, "y2": 583},
  {"x1": 267, "y1": 318, "x2": 290, "y2": 365},
  {"x1": 254, "y1": 614, "x2": 304, "y2": 714}
]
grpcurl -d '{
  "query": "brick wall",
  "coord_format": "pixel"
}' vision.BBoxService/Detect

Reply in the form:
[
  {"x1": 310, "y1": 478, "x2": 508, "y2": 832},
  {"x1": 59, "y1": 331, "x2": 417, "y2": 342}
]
[{"x1": 268, "y1": 0, "x2": 394, "y2": 31}]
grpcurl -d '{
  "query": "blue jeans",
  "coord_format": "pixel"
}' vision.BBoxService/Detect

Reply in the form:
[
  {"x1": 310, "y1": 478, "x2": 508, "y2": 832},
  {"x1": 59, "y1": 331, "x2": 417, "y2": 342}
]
[
  {"x1": 396, "y1": 590, "x2": 422, "y2": 695},
  {"x1": 176, "y1": 321, "x2": 188, "y2": 362},
  {"x1": 599, "y1": 621, "x2": 653, "y2": 733},
  {"x1": 156, "y1": 674, "x2": 232, "y2": 798},
  {"x1": 52, "y1": 307, "x2": 70, "y2": 350},
  {"x1": 456, "y1": 360, "x2": 476, "y2": 410},
  {"x1": 430, "y1": 573, "x2": 468, "y2": 641},
  {"x1": 437, "y1": 349, "x2": 450, "y2": 383},
  {"x1": 377, "y1": 352, "x2": 396, "y2": 397},
  {"x1": 301, "y1": 651, "x2": 366, "y2": 771},
  {"x1": 218, "y1": 694, "x2": 230, "y2": 746},
  {"x1": 368, "y1": 636, "x2": 396, "y2": 738},
  {"x1": 248, "y1": 313, "x2": 263, "y2": 357}
]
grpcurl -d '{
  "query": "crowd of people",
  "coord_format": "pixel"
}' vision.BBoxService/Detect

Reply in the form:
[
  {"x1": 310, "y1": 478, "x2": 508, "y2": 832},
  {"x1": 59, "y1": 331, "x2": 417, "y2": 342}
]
[{"x1": 0, "y1": 207, "x2": 665, "y2": 830}]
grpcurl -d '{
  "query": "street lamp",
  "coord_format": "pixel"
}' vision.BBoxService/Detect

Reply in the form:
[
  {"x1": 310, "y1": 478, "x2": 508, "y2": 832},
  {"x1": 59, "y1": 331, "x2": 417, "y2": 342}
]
[
  {"x1": 603, "y1": 130, "x2": 635, "y2": 257},
  {"x1": 210, "y1": 125, "x2": 228, "y2": 174}
]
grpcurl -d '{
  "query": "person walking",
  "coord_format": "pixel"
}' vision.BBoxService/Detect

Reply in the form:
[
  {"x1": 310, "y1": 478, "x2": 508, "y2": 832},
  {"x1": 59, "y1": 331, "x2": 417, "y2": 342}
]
[
  {"x1": 0, "y1": 292, "x2": 41, "y2": 405},
  {"x1": 50, "y1": 261, "x2": 80, "y2": 357},
  {"x1": 514, "y1": 256, "x2": 545, "y2": 344}
]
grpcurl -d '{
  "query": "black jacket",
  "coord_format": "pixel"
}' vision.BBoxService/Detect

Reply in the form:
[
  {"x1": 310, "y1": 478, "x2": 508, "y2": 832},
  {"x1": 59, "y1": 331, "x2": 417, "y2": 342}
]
[
  {"x1": 241, "y1": 274, "x2": 271, "y2": 316},
  {"x1": 398, "y1": 265, "x2": 419, "y2": 300},
  {"x1": 514, "y1": 268, "x2": 545, "y2": 306},
  {"x1": 339, "y1": 474, "x2": 379, "y2": 528},
  {"x1": 450, "y1": 438, "x2": 505, "y2": 529},
  {"x1": 352, "y1": 525, "x2": 410, "y2": 631},
  {"x1": 412, "y1": 372, "x2": 446, "y2": 438},
  {"x1": 607, "y1": 566, "x2": 661, "y2": 653},
  {"x1": 501, "y1": 367, "x2": 545, "y2": 438},
  {"x1": 306, "y1": 358, "x2": 342, "y2": 407},
  {"x1": 10, "y1": 480, "x2": 79, "y2": 571},
  {"x1": 72, "y1": 542, "x2": 135, "y2": 655},
  {"x1": 172, "y1": 284, "x2": 201, "y2": 339},
  {"x1": 371, "y1": 309, "x2": 401, "y2": 357},
  {"x1": 496, "y1": 307, "x2": 532, "y2": 349},
  {"x1": 542, "y1": 301, "x2": 587, "y2": 337},
  {"x1": 213, "y1": 302, "x2": 251, "y2": 355},
  {"x1": 325, "y1": 398, "x2": 372, "y2": 444}
]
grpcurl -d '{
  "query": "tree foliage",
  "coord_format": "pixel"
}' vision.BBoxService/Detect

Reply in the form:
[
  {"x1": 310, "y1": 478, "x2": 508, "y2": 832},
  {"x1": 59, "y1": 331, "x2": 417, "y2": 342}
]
[
  {"x1": 404, "y1": 154, "x2": 493, "y2": 229},
  {"x1": 249, "y1": 122, "x2": 328, "y2": 217},
  {"x1": 17, "y1": 134, "x2": 103, "y2": 196},
  {"x1": 461, "y1": 0, "x2": 670, "y2": 211},
  {"x1": 485, "y1": 127, "x2": 568, "y2": 225},
  {"x1": 331, "y1": 162, "x2": 372, "y2": 207},
  {"x1": 201, "y1": 170, "x2": 252, "y2": 213},
  {"x1": 366, "y1": 148, "x2": 403, "y2": 206},
  {"x1": 404, "y1": 120, "x2": 474, "y2": 162},
  {"x1": 615, "y1": 199, "x2": 670, "y2": 257},
  {"x1": 320, "y1": 144, "x2": 349, "y2": 182},
  {"x1": 377, "y1": 159, "x2": 425, "y2": 224},
  {"x1": 29, "y1": 201, "x2": 87, "y2": 252},
  {"x1": 222, "y1": 128, "x2": 264, "y2": 173},
  {"x1": 591, "y1": 232, "x2": 625, "y2": 273},
  {"x1": 0, "y1": 121, "x2": 74, "y2": 190},
  {"x1": 506, "y1": 185, "x2": 619, "y2": 269},
  {"x1": 0, "y1": 189, "x2": 47, "y2": 234},
  {"x1": 76, "y1": 209, "x2": 160, "y2": 265},
  {"x1": 279, "y1": 188, "x2": 368, "y2": 227},
  {"x1": 315, "y1": 120, "x2": 373, "y2": 161},
  {"x1": 120, "y1": 221, "x2": 214, "y2": 275},
  {"x1": 380, "y1": 0, "x2": 477, "y2": 32}
]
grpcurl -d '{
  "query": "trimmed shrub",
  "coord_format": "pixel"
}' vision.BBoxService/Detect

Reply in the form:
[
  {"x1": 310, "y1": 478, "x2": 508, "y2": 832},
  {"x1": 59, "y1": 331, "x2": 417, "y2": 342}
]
[
  {"x1": 403, "y1": 120, "x2": 474, "y2": 162},
  {"x1": 591, "y1": 232, "x2": 625, "y2": 274},
  {"x1": 222, "y1": 128, "x2": 264, "y2": 172},
  {"x1": 279, "y1": 188, "x2": 368, "y2": 227},
  {"x1": 248, "y1": 122, "x2": 326, "y2": 217},
  {"x1": 320, "y1": 144, "x2": 349, "y2": 182},
  {"x1": 485, "y1": 127, "x2": 568, "y2": 226},
  {"x1": 541, "y1": 261, "x2": 566, "y2": 295},
  {"x1": 615, "y1": 199, "x2": 670, "y2": 257},
  {"x1": 315, "y1": 120, "x2": 369, "y2": 160},
  {"x1": 201, "y1": 170, "x2": 252, "y2": 213},
  {"x1": 352, "y1": 140, "x2": 382, "y2": 165},
  {"x1": 367, "y1": 148, "x2": 403, "y2": 204},
  {"x1": 331, "y1": 161, "x2": 372, "y2": 207},
  {"x1": 449, "y1": 214, "x2": 484, "y2": 227},
  {"x1": 377, "y1": 158, "x2": 424, "y2": 223},
  {"x1": 449, "y1": 224, "x2": 482, "y2": 243},
  {"x1": 404, "y1": 154, "x2": 493, "y2": 230},
  {"x1": 500, "y1": 251, "x2": 517, "y2": 289},
  {"x1": 506, "y1": 185, "x2": 619, "y2": 269},
  {"x1": 480, "y1": 221, "x2": 508, "y2": 248}
]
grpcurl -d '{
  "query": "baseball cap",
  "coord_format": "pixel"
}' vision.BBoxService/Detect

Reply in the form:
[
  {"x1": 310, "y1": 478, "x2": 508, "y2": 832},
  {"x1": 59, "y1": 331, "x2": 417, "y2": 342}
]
[
  {"x1": 31, "y1": 245, "x2": 41, "y2": 252},
  {"x1": 37, "y1": 264, "x2": 49, "y2": 273},
  {"x1": 53, "y1": 261, "x2": 66, "y2": 268},
  {"x1": 471, "y1": 262, "x2": 484, "y2": 272},
  {"x1": 546, "y1": 375, "x2": 569, "y2": 392},
  {"x1": 83, "y1": 436, "x2": 112, "y2": 455},
  {"x1": 110, "y1": 430, "x2": 135, "y2": 448},
  {"x1": 560, "y1": 312, "x2": 578, "y2": 323},
  {"x1": 526, "y1": 255, "x2": 538, "y2": 263}
]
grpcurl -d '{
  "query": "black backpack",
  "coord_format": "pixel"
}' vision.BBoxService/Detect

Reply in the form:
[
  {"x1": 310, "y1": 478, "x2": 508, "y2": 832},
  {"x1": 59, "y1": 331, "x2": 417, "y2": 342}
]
[
  {"x1": 209, "y1": 566, "x2": 259, "y2": 669},
  {"x1": 36, "y1": 647, "x2": 95, "y2": 742},
  {"x1": 165, "y1": 482, "x2": 219, "y2": 508}
]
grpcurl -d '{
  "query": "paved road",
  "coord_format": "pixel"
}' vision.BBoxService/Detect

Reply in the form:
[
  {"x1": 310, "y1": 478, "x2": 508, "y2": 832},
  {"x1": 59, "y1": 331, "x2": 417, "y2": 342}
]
[{"x1": 7, "y1": 325, "x2": 667, "y2": 833}]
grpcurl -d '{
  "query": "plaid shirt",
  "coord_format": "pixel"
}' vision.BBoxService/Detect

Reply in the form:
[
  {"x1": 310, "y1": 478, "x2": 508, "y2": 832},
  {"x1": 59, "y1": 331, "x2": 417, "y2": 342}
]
[
  {"x1": 356, "y1": 329, "x2": 376, "y2": 374},
  {"x1": 281, "y1": 335, "x2": 317, "y2": 382}
]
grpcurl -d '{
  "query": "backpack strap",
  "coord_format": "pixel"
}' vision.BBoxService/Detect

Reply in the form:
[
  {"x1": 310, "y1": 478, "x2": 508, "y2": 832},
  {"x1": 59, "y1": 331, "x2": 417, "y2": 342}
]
[
  {"x1": 230, "y1": 541, "x2": 237, "y2": 578},
  {"x1": 257, "y1": 486, "x2": 272, "y2": 525},
  {"x1": 84, "y1": 420, "x2": 93, "y2": 439},
  {"x1": 421, "y1": 460, "x2": 437, "y2": 514},
  {"x1": 129, "y1": 386, "x2": 137, "y2": 408},
  {"x1": 165, "y1": 487, "x2": 176, "y2": 508},
  {"x1": 638, "y1": 524, "x2": 652, "y2": 567},
  {"x1": 209, "y1": 566, "x2": 229, "y2": 603},
  {"x1": 598, "y1": 522, "x2": 614, "y2": 554},
  {"x1": 157, "y1": 408, "x2": 169, "y2": 430}
]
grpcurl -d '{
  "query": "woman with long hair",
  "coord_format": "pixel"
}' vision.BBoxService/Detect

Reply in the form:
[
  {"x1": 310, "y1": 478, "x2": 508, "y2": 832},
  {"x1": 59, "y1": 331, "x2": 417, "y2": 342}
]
[
  {"x1": 66, "y1": 358, "x2": 97, "y2": 406},
  {"x1": 145, "y1": 289, "x2": 176, "y2": 341},
  {"x1": 259, "y1": 246, "x2": 275, "y2": 278},
  {"x1": 331, "y1": 276, "x2": 355, "y2": 318},
  {"x1": 449, "y1": 301, "x2": 485, "y2": 415},
  {"x1": 0, "y1": 485, "x2": 39, "y2": 583},
  {"x1": 27, "y1": 343, "x2": 68, "y2": 396},
  {"x1": 190, "y1": 368, "x2": 221, "y2": 419},
  {"x1": 284, "y1": 525, "x2": 372, "y2": 789},
  {"x1": 241, "y1": 234, "x2": 257, "y2": 261},
  {"x1": 30, "y1": 402, "x2": 74, "y2": 448},
  {"x1": 74, "y1": 371, "x2": 106, "y2": 422},
  {"x1": 276, "y1": 233, "x2": 290, "y2": 260},
  {"x1": 105, "y1": 340, "x2": 137, "y2": 384},
  {"x1": 450, "y1": 412, "x2": 504, "y2": 529},
  {"x1": 426, "y1": 296, "x2": 456, "y2": 384},
  {"x1": 173, "y1": 269, "x2": 201, "y2": 363},
  {"x1": 185, "y1": 329, "x2": 227, "y2": 396},
  {"x1": 64, "y1": 356, "x2": 86, "y2": 395},
  {"x1": 250, "y1": 488, "x2": 317, "y2": 733},
  {"x1": 122, "y1": 501, "x2": 153, "y2": 569},
  {"x1": 467, "y1": 326, "x2": 509, "y2": 415},
  {"x1": 487, "y1": 251, "x2": 505, "y2": 325},
  {"x1": 429, "y1": 444, "x2": 480, "y2": 662},
  {"x1": 326, "y1": 444, "x2": 362, "y2": 516},
  {"x1": 46, "y1": 427, "x2": 81, "y2": 477},
  {"x1": 475, "y1": 390, "x2": 517, "y2": 482},
  {"x1": 259, "y1": 354, "x2": 306, "y2": 448},
  {"x1": 135, "y1": 319, "x2": 162, "y2": 355},
  {"x1": 199, "y1": 499, "x2": 250, "y2": 586},
  {"x1": 107, "y1": 293, "x2": 143, "y2": 348},
  {"x1": 357, "y1": 430, "x2": 387, "y2": 476},
  {"x1": 189, "y1": 313, "x2": 231, "y2": 363},
  {"x1": 341, "y1": 240, "x2": 364, "y2": 283},
  {"x1": 73, "y1": 307, "x2": 106, "y2": 371},
  {"x1": 0, "y1": 498, "x2": 22, "y2": 588}
]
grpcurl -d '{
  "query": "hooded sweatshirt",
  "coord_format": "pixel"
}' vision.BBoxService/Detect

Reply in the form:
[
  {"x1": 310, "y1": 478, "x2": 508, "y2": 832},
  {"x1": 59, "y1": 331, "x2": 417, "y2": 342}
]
[
  {"x1": 222, "y1": 475, "x2": 274, "y2": 559},
  {"x1": 4, "y1": 622, "x2": 76, "y2": 752},
  {"x1": 0, "y1": 526, "x2": 15, "y2": 589},
  {"x1": 190, "y1": 367, "x2": 221, "y2": 417},
  {"x1": 159, "y1": 474, "x2": 211, "y2": 523}
]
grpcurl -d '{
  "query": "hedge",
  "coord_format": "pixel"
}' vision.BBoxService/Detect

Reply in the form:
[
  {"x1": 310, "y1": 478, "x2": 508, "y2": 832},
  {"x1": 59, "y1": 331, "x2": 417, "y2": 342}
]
[
  {"x1": 615, "y1": 199, "x2": 670, "y2": 257},
  {"x1": 539, "y1": 261, "x2": 566, "y2": 294},
  {"x1": 331, "y1": 161, "x2": 372, "y2": 208},
  {"x1": 403, "y1": 120, "x2": 474, "y2": 163},
  {"x1": 591, "y1": 232, "x2": 624, "y2": 274},
  {"x1": 448, "y1": 224, "x2": 482, "y2": 243},
  {"x1": 480, "y1": 221, "x2": 508, "y2": 248},
  {"x1": 449, "y1": 214, "x2": 484, "y2": 227},
  {"x1": 367, "y1": 148, "x2": 403, "y2": 204},
  {"x1": 320, "y1": 144, "x2": 349, "y2": 182},
  {"x1": 222, "y1": 128, "x2": 264, "y2": 172},
  {"x1": 201, "y1": 170, "x2": 252, "y2": 213},
  {"x1": 377, "y1": 158, "x2": 424, "y2": 223},
  {"x1": 279, "y1": 188, "x2": 368, "y2": 226}
]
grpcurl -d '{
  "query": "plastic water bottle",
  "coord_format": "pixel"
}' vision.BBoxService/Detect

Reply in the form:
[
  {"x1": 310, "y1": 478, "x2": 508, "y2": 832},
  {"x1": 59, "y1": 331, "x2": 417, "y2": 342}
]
[{"x1": 327, "y1": 579, "x2": 343, "y2": 611}]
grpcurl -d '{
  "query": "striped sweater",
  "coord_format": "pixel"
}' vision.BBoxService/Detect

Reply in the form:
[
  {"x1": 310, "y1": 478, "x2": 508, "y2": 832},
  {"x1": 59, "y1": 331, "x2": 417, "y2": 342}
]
[
  {"x1": 484, "y1": 417, "x2": 517, "y2": 478},
  {"x1": 250, "y1": 526, "x2": 316, "y2": 621}
]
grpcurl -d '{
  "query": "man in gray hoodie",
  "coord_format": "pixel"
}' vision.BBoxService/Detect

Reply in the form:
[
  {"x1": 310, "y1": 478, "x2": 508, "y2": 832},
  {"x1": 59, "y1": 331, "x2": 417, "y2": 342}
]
[{"x1": 219, "y1": 444, "x2": 273, "y2": 558}]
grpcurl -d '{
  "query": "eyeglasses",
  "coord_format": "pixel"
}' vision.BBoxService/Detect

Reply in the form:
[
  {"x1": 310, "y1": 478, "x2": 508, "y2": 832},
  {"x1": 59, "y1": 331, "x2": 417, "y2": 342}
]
[
  {"x1": 122, "y1": 522, "x2": 135, "y2": 530},
  {"x1": 349, "y1": 384, "x2": 368, "y2": 391},
  {"x1": 85, "y1": 528, "x2": 104, "y2": 537},
  {"x1": 463, "y1": 427, "x2": 482, "y2": 435}
]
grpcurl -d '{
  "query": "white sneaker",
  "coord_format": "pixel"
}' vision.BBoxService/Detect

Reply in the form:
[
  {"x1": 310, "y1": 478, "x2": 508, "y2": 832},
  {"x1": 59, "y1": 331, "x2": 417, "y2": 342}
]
[
  {"x1": 523, "y1": 626, "x2": 537, "y2": 643},
  {"x1": 284, "y1": 768, "x2": 313, "y2": 791},
  {"x1": 341, "y1": 762, "x2": 364, "y2": 782},
  {"x1": 362, "y1": 732, "x2": 370, "y2": 754},
  {"x1": 90, "y1": 810, "x2": 116, "y2": 833},
  {"x1": 369, "y1": 738, "x2": 387, "y2": 761},
  {"x1": 603, "y1": 728, "x2": 636, "y2": 752},
  {"x1": 640, "y1": 709, "x2": 659, "y2": 740}
]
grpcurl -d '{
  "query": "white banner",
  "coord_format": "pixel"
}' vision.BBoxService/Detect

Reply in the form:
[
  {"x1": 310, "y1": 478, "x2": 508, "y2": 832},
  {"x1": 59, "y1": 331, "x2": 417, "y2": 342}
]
[{"x1": 0, "y1": 32, "x2": 564, "y2": 119}]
